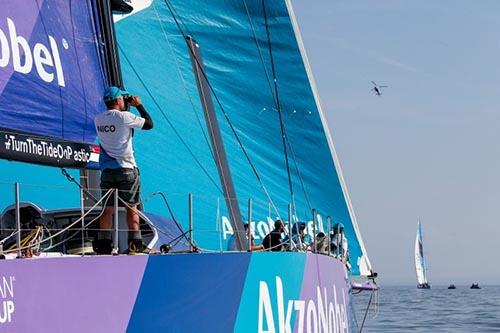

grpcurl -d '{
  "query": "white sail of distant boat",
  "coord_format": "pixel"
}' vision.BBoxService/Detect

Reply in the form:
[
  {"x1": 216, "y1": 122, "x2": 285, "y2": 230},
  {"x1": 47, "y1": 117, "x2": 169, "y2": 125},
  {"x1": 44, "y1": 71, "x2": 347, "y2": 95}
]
[{"x1": 415, "y1": 221, "x2": 430, "y2": 288}]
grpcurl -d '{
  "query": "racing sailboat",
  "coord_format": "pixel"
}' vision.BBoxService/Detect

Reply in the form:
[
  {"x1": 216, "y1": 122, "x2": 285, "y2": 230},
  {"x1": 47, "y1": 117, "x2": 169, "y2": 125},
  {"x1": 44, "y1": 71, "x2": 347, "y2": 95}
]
[
  {"x1": 415, "y1": 221, "x2": 431, "y2": 289},
  {"x1": 0, "y1": 0, "x2": 374, "y2": 331}
]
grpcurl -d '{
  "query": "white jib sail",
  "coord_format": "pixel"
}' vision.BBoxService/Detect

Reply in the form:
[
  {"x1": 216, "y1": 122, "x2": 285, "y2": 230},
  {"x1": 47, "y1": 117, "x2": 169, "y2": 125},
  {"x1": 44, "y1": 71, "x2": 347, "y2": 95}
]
[{"x1": 415, "y1": 222, "x2": 428, "y2": 285}]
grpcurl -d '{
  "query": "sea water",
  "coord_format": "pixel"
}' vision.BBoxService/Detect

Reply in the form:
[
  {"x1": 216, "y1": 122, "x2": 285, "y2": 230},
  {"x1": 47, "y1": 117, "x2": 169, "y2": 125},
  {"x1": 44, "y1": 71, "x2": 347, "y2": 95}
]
[{"x1": 352, "y1": 285, "x2": 500, "y2": 332}]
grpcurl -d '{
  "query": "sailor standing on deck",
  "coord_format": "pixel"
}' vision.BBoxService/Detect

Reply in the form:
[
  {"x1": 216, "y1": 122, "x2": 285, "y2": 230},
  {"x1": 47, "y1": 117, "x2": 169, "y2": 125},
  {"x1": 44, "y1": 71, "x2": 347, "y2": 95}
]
[{"x1": 94, "y1": 86, "x2": 153, "y2": 254}]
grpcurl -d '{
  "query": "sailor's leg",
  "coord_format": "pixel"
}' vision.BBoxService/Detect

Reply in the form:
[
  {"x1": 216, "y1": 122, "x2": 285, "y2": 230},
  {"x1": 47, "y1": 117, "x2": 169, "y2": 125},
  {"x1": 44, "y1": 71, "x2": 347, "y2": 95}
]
[
  {"x1": 96, "y1": 169, "x2": 116, "y2": 254},
  {"x1": 126, "y1": 204, "x2": 140, "y2": 234},
  {"x1": 100, "y1": 206, "x2": 114, "y2": 231},
  {"x1": 99, "y1": 169, "x2": 114, "y2": 239},
  {"x1": 95, "y1": 206, "x2": 114, "y2": 254},
  {"x1": 124, "y1": 168, "x2": 142, "y2": 241},
  {"x1": 126, "y1": 204, "x2": 145, "y2": 252}
]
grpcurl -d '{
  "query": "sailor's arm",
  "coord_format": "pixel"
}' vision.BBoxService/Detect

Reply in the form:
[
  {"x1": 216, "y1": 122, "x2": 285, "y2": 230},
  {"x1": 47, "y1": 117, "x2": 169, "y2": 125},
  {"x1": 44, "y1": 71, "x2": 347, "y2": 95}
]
[{"x1": 130, "y1": 96, "x2": 153, "y2": 130}]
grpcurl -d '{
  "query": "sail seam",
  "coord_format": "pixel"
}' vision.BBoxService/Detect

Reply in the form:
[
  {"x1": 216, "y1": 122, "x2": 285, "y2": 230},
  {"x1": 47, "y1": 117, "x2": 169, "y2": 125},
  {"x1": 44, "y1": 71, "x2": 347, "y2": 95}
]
[{"x1": 241, "y1": 0, "x2": 276, "y2": 102}]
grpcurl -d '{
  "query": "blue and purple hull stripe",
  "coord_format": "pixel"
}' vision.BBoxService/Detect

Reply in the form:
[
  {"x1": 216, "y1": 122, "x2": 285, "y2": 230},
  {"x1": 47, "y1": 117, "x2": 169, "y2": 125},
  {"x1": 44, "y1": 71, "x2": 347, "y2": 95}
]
[{"x1": 0, "y1": 253, "x2": 351, "y2": 332}]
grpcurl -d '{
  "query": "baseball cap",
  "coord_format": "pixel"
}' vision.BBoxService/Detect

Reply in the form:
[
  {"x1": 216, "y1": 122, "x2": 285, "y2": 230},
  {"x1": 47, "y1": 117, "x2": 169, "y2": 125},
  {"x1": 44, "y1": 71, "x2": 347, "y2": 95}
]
[
  {"x1": 103, "y1": 86, "x2": 130, "y2": 102},
  {"x1": 333, "y1": 223, "x2": 345, "y2": 231}
]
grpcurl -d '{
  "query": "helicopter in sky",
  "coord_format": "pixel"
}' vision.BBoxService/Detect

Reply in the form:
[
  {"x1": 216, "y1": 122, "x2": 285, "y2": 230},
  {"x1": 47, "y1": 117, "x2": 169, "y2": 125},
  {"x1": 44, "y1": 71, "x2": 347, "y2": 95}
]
[{"x1": 371, "y1": 81, "x2": 388, "y2": 96}]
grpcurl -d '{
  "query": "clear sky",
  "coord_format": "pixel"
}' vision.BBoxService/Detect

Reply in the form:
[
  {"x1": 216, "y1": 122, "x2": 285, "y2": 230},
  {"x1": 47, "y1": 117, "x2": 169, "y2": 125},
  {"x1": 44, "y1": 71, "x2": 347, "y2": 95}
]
[{"x1": 292, "y1": 0, "x2": 500, "y2": 285}]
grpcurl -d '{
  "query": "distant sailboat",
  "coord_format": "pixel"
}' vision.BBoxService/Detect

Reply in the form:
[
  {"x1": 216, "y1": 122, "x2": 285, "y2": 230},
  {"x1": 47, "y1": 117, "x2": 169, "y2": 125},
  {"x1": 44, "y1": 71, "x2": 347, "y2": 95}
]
[{"x1": 415, "y1": 221, "x2": 431, "y2": 289}]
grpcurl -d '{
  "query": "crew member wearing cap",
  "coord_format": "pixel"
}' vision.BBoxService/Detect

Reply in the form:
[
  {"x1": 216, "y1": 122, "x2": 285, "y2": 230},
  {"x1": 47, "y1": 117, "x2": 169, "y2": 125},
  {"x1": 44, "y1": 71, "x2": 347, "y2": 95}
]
[
  {"x1": 94, "y1": 86, "x2": 153, "y2": 254},
  {"x1": 331, "y1": 223, "x2": 349, "y2": 261}
]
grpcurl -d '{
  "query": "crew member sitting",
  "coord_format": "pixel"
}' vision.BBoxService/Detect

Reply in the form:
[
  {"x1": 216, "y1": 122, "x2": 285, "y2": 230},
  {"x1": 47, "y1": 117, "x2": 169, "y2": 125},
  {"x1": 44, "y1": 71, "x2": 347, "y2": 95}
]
[
  {"x1": 315, "y1": 232, "x2": 329, "y2": 254},
  {"x1": 262, "y1": 220, "x2": 285, "y2": 252},
  {"x1": 227, "y1": 223, "x2": 264, "y2": 251}
]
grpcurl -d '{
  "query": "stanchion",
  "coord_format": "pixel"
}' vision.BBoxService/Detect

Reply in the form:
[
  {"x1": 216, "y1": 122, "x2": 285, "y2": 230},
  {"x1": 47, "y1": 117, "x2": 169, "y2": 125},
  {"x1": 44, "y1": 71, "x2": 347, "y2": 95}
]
[
  {"x1": 327, "y1": 216, "x2": 332, "y2": 256},
  {"x1": 80, "y1": 187, "x2": 85, "y2": 256},
  {"x1": 288, "y1": 203, "x2": 292, "y2": 251},
  {"x1": 247, "y1": 199, "x2": 252, "y2": 252},
  {"x1": 113, "y1": 189, "x2": 119, "y2": 254},
  {"x1": 188, "y1": 193, "x2": 193, "y2": 252},
  {"x1": 15, "y1": 183, "x2": 21, "y2": 258},
  {"x1": 312, "y1": 208, "x2": 317, "y2": 253}
]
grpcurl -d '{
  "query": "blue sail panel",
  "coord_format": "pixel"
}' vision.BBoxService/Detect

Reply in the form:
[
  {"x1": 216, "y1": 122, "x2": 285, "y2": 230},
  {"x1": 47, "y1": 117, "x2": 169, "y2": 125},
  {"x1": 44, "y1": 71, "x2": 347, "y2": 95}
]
[
  {"x1": 114, "y1": 0, "x2": 371, "y2": 275},
  {"x1": 0, "y1": 1, "x2": 106, "y2": 144},
  {"x1": 415, "y1": 222, "x2": 428, "y2": 284}
]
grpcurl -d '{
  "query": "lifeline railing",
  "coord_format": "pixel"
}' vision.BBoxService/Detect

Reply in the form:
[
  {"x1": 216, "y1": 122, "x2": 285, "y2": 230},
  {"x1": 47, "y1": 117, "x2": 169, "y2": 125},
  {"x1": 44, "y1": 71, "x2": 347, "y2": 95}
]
[{"x1": 0, "y1": 182, "x2": 350, "y2": 261}]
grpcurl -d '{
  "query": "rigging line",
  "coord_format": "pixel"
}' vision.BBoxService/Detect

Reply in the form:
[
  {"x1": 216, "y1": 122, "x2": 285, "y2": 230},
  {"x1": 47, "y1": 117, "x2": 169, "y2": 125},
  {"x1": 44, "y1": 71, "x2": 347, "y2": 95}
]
[
  {"x1": 117, "y1": 44, "x2": 223, "y2": 194},
  {"x1": 4, "y1": 189, "x2": 114, "y2": 254},
  {"x1": 117, "y1": 196, "x2": 195, "y2": 248},
  {"x1": 243, "y1": 0, "x2": 310, "y2": 214},
  {"x1": 241, "y1": 0, "x2": 275, "y2": 101},
  {"x1": 164, "y1": 0, "x2": 194, "y2": 38},
  {"x1": 283, "y1": 125, "x2": 313, "y2": 212},
  {"x1": 163, "y1": 0, "x2": 282, "y2": 220},
  {"x1": 151, "y1": 2, "x2": 216, "y2": 163},
  {"x1": 261, "y1": 0, "x2": 294, "y2": 201},
  {"x1": 149, "y1": 191, "x2": 192, "y2": 245},
  {"x1": 242, "y1": 0, "x2": 304, "y2": 212},
  {"x1": 359, "y1": 289, "x2": 375, "y2": 333},
  {"x1": 42, "y1": 194, "x2": 112, "y2": 251}
]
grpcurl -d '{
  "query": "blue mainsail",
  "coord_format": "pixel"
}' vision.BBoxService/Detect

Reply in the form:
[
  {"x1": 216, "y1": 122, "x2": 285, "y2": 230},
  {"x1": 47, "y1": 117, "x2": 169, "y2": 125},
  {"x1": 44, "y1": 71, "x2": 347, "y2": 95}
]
[
  {"x1": 114, "y1": 0, "x2": 371, "y2": 275},
  {"x1": 0, "y1": 1, "x2": 107, "y2": 207},
  {"x1": 0, "y1": 0, "x2": 106, "y2": 143}
]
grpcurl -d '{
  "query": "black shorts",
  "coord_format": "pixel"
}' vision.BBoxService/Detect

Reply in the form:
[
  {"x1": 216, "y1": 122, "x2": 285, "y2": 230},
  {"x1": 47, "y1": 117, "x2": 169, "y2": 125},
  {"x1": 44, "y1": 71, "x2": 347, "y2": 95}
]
[{"x1": 100, "y1": 168, "x2": 141, "y2": 207}]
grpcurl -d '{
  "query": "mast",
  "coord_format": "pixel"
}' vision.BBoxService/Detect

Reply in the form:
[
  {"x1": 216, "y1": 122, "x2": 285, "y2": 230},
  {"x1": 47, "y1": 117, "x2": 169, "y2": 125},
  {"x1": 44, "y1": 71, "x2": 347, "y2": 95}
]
[
  {"x1": 186, "y1": 36, "x2": 246, "y2": 251},
  {"x1": 96, "y1": 0, "x2": 128, "y2": 87}
]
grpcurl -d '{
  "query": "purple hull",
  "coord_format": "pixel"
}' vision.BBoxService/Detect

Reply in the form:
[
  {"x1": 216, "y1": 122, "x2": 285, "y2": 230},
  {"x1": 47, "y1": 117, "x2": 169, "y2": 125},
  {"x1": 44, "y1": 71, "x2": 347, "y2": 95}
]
[{"x1": 0, "y1": 253, "x2": 352, "y2": 332}]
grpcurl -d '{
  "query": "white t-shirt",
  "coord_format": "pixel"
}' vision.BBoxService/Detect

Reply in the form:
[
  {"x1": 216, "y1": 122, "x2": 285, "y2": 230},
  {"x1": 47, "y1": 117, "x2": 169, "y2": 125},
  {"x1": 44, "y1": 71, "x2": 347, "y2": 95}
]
[{"x1": 94, "y1": 109, "x2": 145, "y2": 169}]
